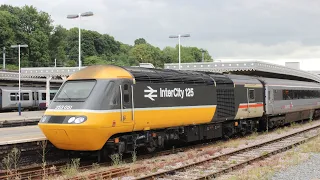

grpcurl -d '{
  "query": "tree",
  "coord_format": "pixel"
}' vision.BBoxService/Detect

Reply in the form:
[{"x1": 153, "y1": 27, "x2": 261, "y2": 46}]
[
  {"x1": 0, "y1": 4, "x2": 215, "y2": 68},
  {"x1": 48, "y1": 25, "x2": 68, "y2": 66},
  {"x1": 134, "y1": 38, "x2": 147, "y2": 46},
  {"x1": 0, "y1": 11, "x2": 16, "y2": 48}
]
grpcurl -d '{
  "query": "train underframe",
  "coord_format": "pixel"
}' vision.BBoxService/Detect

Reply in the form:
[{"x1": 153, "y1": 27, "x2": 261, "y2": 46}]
[
  {"x1": 95, "y1": 119, "x2": 258, "y2": 162},
  {"x1": 92, "y1": 108, "x2": 320, "y2": 162}
]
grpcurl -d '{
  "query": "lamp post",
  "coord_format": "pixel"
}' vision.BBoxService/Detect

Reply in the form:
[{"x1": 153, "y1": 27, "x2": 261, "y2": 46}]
[
  {"x1": 2, "y1": 47, "x2": 5, "y2": 70},
  {"x1": 169, "y1": 34, "x2": 190, "y2": 70},
  {"x1": 11, "y1": 44, "x2": 28, "y2": 116},
  {"x1": 200, "y1": 49, "x2": 205, "y2": 62},
  {"x1": 67, "y1": 11, "x2": 94, "y2": 70}
]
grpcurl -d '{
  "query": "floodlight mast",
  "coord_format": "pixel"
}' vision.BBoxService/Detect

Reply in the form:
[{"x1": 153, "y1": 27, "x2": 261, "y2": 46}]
[
  {"x1": 169, "y1": 34, "x2": 190, "y2": 70},
  {"x1": 67, "y1": 11, "x2": 94, "y2": 70}
]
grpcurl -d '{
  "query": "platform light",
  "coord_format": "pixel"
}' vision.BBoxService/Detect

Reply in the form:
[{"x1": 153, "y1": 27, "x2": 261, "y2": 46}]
[
  {"x1": 67, "y1": 11, "x2": 94, "y2": 70},
  {"x1": 11, "y1": 44, "x2": 28, "y2": 116},
  {"x1": 169, "y1": 34, "x2": 191, "y2": 70}
]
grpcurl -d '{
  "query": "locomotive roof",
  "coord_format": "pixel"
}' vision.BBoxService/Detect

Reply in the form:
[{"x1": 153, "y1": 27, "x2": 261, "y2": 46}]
[
  {"x1": 123, "y1": 66, "x2": 234, "y2": 85},
  {"x1": 67, "y1": 65, "x2": 234, "y2": 85},
  {"x1": 67, "y1": 65, "x2": 133, "y2": 80}
]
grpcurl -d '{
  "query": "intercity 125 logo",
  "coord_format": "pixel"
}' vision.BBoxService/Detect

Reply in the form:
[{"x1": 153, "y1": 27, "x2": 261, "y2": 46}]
[{"x1": 144, "y1": 86, "x2": 194, "y2": 101}]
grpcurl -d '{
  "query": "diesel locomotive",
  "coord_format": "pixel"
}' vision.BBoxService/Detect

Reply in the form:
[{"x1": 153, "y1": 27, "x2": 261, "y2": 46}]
[{"x1": 38, "y1": 65, "x2": 320, "y2": 161}]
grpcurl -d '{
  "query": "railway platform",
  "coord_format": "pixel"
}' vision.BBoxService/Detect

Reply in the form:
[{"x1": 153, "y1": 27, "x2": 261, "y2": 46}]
[
  {"x1": 0, "y1": 111, "x2": 44, "y2": 128},
  {"x1": 0, "y1": 125, "x2": 46, "y2": 146}
]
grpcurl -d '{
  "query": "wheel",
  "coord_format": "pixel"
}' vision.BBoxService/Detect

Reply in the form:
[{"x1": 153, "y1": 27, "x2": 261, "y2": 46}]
[{"x1": 146, "y1": 138, "x2": 157, "y2": 153}]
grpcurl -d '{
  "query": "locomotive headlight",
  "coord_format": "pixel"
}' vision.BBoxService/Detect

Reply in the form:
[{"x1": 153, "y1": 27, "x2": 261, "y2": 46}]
[
  {"x1": 68, "y1": 117, "x2": 76, "y2": 123},
  {"x1": 74, "y1": 117, "x2": 86, "y2": 124},
  {"x1": 66, "y1": 116, "x2": 87, "y2": 124}
]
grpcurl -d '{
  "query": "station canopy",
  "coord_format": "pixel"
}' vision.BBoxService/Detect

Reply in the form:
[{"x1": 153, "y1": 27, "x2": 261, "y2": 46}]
[
  {"x1": 164, "y1": 61, "x2": 320, "y2": 83},
  {"x1": 0, "y1": 63, "x2": 156, "y2": 82}
]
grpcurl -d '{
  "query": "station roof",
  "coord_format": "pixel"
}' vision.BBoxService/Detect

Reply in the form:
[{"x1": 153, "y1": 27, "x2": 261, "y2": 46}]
[
  {"x1": 0, "y1": 63, "x2": 157, "y2": 83},
  {"x1": 164, "y1": 61, "x2": 320, "y2": 83},
  {"x1": 0, "y1": 71, "x2": 64, "y2": 82}
]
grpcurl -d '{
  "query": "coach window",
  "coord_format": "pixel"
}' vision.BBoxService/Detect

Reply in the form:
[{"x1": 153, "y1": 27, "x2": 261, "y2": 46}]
[
  {"x1": 123, "y1": 84, "x2": 130, "y2": 103},
  {"x1": 50, "y1": 93, "x2": 55, "y2": 100},
  {"x1": 10, "y1": 93, "x2": 16, "y2": 101},
  {"x1": 23, "y1": 93, "x2": 29, "y2": 101},
  {"x1": 249, "y1": 89, "x2": 255, "y2": 101}
]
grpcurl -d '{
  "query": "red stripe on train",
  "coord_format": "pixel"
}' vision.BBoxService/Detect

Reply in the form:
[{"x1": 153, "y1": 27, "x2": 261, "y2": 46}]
[{"x1": 239, "y1": 103, "x2": 263, "y2": 109}]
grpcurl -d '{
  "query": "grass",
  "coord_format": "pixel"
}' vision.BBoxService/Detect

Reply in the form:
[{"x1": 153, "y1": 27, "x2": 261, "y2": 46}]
[
  {"x1": 221, "y1": 139, "x2": 241, "y2": 148},
  {"x1": 59, "y1": 158, "x2": 80, "y2": 178},
  {"x1": 246, "y1": 132, "x2": 259, "y2": 140},
  {"x1": 1, "y1": 147, "x2": 21, "y2": 179},
  {"x1": 110, "y1": 153, "x2": 123, "y2": 166}
]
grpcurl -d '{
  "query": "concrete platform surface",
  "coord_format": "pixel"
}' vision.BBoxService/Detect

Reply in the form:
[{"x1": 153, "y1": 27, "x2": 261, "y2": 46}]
[
  {"x1": 0, "y1": 125, "x2": 46, "y2": 145},
  {"x1": 0, "y1": 111, "x2": 44, "y2": 122}
]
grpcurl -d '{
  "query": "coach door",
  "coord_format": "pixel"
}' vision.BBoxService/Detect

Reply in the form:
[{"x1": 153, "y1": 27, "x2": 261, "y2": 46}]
[
  {"x1": 268, "y1": 89, "x2": 275, "y2": 114},
  {"x1": 119, "y1": 80, "x2": 134, "y2": 126},
  {"x1": 246, "y1": 88, "x2": 255, "y2": 117}
]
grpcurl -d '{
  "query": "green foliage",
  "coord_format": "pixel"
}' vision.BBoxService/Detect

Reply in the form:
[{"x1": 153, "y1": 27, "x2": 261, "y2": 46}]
[
  {"x1": 134, "y1": 38, "x2": 147, "y2": 45},
  {"x1": 0, "y1": 5, "x2": 214, "y2": 69}
]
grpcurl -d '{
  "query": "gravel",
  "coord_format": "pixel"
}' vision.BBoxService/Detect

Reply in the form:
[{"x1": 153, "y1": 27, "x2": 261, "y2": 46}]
[{"x1": 271, "y1": 153, "x2": 320, "y2": 180}]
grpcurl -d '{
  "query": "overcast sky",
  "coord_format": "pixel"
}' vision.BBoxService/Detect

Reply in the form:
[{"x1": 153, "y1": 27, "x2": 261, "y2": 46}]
[{"x1": 2, "y1": 0, "x2": 320, "y2": 63}]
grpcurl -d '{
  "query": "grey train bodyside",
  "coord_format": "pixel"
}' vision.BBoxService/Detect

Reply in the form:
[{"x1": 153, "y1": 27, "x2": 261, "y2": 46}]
[
  {"x1": 0, "y1": 86, "x2": 58, "y2": 111},
  {"x1": 257, "y1": 77, "x2": 320, "y2": 127}
]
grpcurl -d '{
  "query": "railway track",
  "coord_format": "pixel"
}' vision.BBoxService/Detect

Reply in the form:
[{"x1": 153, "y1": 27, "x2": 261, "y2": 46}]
[
  {"x1": 1, "y1": 120, "x2": 319, "y2": 179},
  {"x1": 0, "y1": 140, "x2": 68, "y2": 179},
  {"x1": 132, "y1": 122, "x2": 320, "y2": 180},
  {"x1": 0, "y1": 141, "x2": 196, "y2": 179}
]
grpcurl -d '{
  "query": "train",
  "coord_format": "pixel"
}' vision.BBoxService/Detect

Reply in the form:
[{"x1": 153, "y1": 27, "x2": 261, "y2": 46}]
[
  {"x1": 0, "y1": 86, "x2": 58, "y2": 112},
  {"x1": 37, "y1": 65, "x2": 320, "y2": 161}
]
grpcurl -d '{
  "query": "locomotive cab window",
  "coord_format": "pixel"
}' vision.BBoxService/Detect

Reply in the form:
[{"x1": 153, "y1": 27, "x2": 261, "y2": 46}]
[
  {"x1": 248, "y1": 89, "x2": 255, "y2": 101},
  {"x1": 123, "y1": 84, "x2": 130, "y2": 103},
  {"x1": 55, "y1": 80, "x2": 97, "y2": 101}
]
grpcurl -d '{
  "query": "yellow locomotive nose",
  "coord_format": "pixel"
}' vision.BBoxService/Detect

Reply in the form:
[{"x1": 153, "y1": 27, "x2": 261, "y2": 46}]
[
  {"x1": 38, "y1": 110, "x2": 133, "y2": 151},
  {"x1": 38, "y1": 124, "x2": 107, "y2": 150}
]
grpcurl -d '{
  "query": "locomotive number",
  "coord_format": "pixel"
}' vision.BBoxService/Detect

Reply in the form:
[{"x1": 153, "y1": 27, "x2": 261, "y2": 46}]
[
  {"x1": 55, "y1": 105, "x2": 73, "y2": 110},
  {"x1": 185, "y1": 88, "x2": 194, "y2": 97}
]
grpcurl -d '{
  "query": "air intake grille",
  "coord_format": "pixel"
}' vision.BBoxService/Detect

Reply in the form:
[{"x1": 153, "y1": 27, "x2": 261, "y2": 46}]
[{"x1": 216, "y1": 88, "x2": 235, "y2": 118}]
